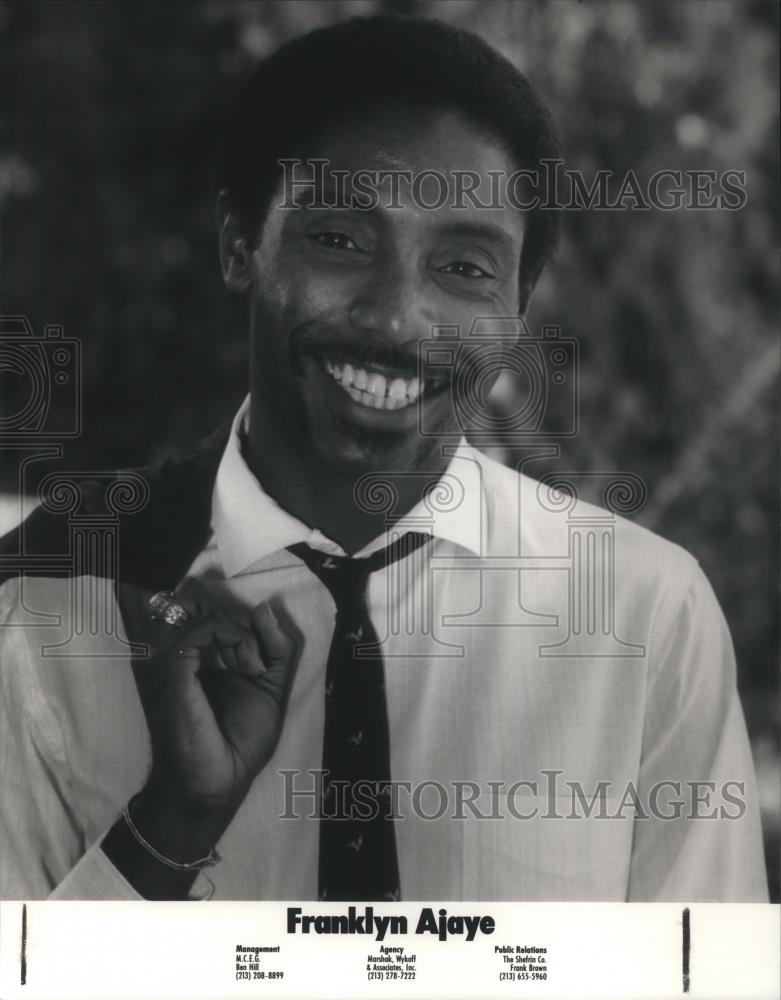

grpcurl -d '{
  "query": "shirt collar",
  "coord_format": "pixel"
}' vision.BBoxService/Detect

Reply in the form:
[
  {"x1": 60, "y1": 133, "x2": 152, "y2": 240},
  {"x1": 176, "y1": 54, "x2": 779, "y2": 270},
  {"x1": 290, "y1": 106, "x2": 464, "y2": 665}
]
[{"x1": 211, "y1": 395, "x2": 484, "y2": 577}]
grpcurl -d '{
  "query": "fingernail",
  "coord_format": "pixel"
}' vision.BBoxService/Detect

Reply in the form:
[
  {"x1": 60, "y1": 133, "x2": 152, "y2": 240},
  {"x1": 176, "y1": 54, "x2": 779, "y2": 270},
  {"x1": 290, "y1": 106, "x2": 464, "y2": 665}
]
[{"x1": 260, "y1": 602, "x2": 279, "y2": 625}]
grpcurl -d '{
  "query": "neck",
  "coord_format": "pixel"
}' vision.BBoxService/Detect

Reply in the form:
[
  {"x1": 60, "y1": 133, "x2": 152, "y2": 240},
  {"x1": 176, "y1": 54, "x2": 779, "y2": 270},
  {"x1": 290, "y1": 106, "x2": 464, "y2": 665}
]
[{"x1": 244, "y1": 423, "x2": 446, "y2": 556}]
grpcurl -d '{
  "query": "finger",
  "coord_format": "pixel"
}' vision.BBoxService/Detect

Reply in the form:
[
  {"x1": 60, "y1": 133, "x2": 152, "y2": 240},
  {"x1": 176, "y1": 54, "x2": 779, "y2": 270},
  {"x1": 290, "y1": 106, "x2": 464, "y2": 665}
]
[
  {"x1": 185, "y1": 606, "x2": 257, "y2": 675},
  {"x1": 171, "y1": 585, "x2": 252, "y2": 659},
  {"x1": 234, "y1": 632, "x2": 267, "y2": 677},
  {"x1": 248, "y1": 603, "x2": 298, "y2": 706},
  {"x1": 211, "y1": 610, "x2": 256, "y2": 673},
  {"x1": 173, "y1": 576, "x2": 216, "y2": 620},
  {"x1": 131, "y1": 611, "x2": 228, "y2": 669},
  {"x1": 202, "y1": 640, "x2": 240, "y2": 674},
  {"x1": 119, "y1": 582, "x2": 204, "y2": 657},
  {"x1": 251, "y1": 603, "x2": 294, "y2": 666},
  {"x1": 209, "y1": 610, "x2": 249, "y2": 649},
  {"x1": 173, "y1": 606, "x2": 248, "y2": 648},
  {"x1": 164, "y1": 612, "x2": 221, "y2": 651}
]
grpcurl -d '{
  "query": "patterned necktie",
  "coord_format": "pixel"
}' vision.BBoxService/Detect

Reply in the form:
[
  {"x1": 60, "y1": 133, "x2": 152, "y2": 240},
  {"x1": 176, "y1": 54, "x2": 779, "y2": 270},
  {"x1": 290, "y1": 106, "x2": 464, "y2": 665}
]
[{"x1": 288, "y1": 531, "x2": 431, "y2": 902}]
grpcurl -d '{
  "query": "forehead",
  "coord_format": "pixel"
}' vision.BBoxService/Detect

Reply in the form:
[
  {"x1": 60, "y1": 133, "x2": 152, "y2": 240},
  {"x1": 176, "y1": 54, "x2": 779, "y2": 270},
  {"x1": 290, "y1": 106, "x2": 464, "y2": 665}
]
[
  {"x1": 268, "y1": 104, "x2": 525, "y2": 245},
  {"x1": 312, "y1": 104, "x2": 514, "y2": 177}
]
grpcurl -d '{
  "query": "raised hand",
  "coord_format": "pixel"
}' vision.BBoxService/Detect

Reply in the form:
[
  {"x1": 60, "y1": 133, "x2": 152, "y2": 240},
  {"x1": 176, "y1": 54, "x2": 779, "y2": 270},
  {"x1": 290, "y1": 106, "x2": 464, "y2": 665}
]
[{"x1": 102, "y1": 578, "x2": 298, "y2": 898}]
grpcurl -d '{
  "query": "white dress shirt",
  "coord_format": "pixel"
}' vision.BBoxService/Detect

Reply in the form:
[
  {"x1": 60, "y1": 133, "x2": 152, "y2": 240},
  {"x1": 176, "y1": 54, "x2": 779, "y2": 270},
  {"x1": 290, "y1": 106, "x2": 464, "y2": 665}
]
[{"x1": 0, "y1": 397, "x2": 768, "y2": 901}]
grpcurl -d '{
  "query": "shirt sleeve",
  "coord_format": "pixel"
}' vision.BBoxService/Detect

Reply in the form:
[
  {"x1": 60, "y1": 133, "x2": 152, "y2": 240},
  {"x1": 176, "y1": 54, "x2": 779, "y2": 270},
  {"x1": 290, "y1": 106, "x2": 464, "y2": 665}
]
[
  {"x1": 627, "y1": 561, "x2": 769, "y2": 901},
  {"x1": 0, "y1": 578, "x2": 143, "y2": 901},
  {"x1": 48, "y1": 841, "x2": 143, "y2": 900}
]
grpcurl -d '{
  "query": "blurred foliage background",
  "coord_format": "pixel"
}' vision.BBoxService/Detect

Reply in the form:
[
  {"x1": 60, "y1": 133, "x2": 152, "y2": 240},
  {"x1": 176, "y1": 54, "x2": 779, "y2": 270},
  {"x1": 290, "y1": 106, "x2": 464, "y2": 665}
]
[{"x1": 0, "y1": 0, "x2": 778, "y2": 898}]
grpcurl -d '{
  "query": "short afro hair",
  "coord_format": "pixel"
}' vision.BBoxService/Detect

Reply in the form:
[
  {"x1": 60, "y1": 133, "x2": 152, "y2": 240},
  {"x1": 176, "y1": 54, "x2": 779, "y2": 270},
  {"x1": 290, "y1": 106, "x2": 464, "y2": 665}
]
[{"x1": 219, "y1": 14, "x2": 562, "y2": 307}]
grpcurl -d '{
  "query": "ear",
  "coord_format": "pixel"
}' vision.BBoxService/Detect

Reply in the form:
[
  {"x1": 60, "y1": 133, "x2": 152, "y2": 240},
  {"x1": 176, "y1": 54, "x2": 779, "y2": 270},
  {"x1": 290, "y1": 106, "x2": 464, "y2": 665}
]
[{"x1": 217, "y1": 190, "x2": 251, "y2": 293}]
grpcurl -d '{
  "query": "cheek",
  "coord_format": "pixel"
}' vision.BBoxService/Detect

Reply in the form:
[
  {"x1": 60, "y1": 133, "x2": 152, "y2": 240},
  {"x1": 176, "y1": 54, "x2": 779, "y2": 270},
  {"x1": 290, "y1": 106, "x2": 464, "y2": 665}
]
[
  {"x1": 253, "y1": 256, "x2": 353, "y2": 331},
  {"x1": 446, "y1": 294, "x2": 518, "y2": 342},
  {"x1": 438, "y1": 274, "x2": 521, "y2": 328},
  {"x1": 480, "y1": 284, "x2": 520, "y2": 317},
  {"x1": 251, "y1": 253, "x2": 292, "y2": 317}
]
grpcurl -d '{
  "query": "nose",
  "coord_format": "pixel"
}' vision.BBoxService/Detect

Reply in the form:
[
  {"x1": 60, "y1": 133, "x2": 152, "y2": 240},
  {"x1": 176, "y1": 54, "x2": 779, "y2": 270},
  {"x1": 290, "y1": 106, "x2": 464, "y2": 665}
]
[{"x1": 348, "y1": 255, "x2": 435, "y2": 348}]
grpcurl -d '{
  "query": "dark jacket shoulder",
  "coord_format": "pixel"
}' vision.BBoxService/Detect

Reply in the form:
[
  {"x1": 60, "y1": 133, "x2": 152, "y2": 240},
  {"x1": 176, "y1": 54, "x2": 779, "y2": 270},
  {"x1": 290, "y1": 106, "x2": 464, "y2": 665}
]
[{"x1": 0, "y1": 423, "x2": 231, "y2": 591}]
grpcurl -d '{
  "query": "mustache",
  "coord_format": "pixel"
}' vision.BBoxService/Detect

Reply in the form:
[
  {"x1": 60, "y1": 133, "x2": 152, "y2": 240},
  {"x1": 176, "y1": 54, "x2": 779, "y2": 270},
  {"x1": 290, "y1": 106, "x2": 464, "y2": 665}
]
[{"x1": 291, "y1": 329, "x2": 420, "y2": 377}]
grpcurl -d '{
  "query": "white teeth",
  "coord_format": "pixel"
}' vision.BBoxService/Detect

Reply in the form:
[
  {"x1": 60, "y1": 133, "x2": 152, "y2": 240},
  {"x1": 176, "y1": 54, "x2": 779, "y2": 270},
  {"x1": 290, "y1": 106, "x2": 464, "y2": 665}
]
[
  {"x1": 366, "y1": 373, "x2": 387, "y2": 397},
  {"x1": 388, "y1": 378, "x2": 407, "y2": 401},
  {"x1": 323, "y1": 360, "x2": 423, "y2": 410}
]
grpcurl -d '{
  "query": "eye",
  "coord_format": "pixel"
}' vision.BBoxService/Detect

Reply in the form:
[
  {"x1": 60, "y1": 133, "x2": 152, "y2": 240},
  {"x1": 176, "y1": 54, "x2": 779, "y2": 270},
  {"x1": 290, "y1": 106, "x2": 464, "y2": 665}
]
[
  {"x1": 308, "y1": 231, "x2": 363, "y2": 252},
  {"x1": 439, "y1": 260, "x2": 495, "y2": 279}
]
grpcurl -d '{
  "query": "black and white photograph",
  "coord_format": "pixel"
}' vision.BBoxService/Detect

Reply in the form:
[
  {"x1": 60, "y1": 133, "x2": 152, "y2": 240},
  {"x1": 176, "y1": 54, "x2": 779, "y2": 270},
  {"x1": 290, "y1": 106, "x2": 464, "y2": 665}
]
[{"x1": 0, "y1": 1, "x2": 778, "y2": 996}]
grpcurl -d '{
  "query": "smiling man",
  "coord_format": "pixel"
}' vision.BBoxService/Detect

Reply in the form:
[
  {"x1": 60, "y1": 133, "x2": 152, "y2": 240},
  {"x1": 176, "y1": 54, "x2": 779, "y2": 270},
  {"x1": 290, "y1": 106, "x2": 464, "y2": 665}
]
[
  {"x1": 229, "y1": 102, "x2": 527, "y2": 553},
  {"x1": 0, "y1": 15, "x2": 768, "y2": 902}
]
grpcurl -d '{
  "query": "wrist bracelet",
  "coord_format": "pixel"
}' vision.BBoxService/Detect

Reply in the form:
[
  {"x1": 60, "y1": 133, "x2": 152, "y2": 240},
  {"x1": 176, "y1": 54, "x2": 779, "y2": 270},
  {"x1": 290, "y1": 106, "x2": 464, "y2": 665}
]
[{"x1": 122, "y1": 796, "x2": 221, "y2": 871}]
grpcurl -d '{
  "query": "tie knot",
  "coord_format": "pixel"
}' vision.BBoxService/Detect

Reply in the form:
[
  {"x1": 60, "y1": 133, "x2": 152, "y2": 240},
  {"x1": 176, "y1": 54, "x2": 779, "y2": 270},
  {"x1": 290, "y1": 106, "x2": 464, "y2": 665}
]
[
  {"x1": 288, "y1": 547, "x2": 367, "y2": 590},
  {"x1": 288, "y1": 531, "x2": 431, "y2": 608}
]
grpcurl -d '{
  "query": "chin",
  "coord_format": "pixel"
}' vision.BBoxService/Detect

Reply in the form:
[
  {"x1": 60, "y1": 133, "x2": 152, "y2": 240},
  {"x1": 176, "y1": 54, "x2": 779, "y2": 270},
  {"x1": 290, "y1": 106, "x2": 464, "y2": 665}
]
[
  {"x1": 324, "y1": 433, "x2": 454, "y2": 493},
  {"x1": 312, "y1": 425, "x2": 414, "y2": 476},
  {"x1": 286, "y1": 381, "x2": 457, "y2": 479}
]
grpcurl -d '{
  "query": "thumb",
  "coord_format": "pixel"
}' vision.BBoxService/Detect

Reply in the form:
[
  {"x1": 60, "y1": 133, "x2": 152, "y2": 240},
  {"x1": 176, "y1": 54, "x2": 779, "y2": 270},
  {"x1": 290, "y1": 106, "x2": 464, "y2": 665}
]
[
  {"x1": 246, "y1": 602, "x2": 299, "y2": 712},
  {"x1": 251, "y1": 602, "x2": 295, "y2": 669}
]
